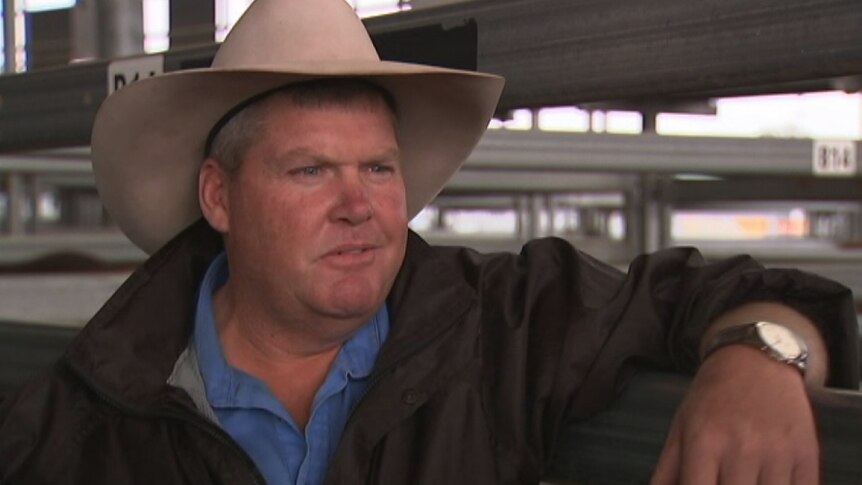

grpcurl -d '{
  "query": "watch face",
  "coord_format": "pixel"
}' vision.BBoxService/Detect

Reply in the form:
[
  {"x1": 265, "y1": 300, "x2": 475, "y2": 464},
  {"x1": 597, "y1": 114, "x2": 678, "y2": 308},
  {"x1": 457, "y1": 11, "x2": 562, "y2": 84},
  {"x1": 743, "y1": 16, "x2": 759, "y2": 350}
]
[{"x1": 756, "y1": 322, "x2": 803, "y2": 358}]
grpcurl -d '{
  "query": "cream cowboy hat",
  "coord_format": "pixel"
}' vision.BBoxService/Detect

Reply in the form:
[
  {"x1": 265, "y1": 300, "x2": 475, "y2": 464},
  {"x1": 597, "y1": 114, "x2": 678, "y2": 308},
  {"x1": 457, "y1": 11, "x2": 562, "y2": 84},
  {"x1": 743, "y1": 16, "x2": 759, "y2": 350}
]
[{"x1": 91, "y1": 0, "x2": 504, "y2": 254}]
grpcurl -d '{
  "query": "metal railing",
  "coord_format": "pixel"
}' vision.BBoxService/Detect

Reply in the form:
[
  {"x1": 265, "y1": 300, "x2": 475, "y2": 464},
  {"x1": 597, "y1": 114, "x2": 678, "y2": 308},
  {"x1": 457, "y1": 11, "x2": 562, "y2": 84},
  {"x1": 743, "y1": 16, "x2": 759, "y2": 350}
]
[{"x1": 2, "y1": 320, "x2": 860, "y2": 484}]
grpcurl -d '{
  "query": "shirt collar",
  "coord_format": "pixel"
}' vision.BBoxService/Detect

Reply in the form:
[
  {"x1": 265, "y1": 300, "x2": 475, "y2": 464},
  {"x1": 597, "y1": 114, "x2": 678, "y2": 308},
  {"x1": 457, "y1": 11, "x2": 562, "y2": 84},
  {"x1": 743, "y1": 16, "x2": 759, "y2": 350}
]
[{"x1": 193, "y1": 251, "x2": 235, "y2": 405}]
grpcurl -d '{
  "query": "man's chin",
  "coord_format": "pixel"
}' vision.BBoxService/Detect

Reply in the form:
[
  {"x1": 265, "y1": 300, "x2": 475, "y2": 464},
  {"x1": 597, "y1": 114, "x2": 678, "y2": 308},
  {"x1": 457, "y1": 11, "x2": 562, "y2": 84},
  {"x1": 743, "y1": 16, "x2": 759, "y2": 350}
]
[
  {"x1": 330, "y1": 273, "x2": 387, "y2": 299},
  {"x1": 324, "y1": 308, "x2": 379, "y2": 326},
  {"x1": 326, "y1": 297, "x2": 382, "y2": 319}
]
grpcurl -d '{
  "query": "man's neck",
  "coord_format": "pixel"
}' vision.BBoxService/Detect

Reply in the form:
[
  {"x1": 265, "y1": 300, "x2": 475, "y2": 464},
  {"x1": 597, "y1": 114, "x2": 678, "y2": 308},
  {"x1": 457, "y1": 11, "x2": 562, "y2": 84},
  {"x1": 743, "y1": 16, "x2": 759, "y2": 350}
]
[
  {"x1": 212, "y1": 284, "x2": 358, "y2": 428},
  {"x1": 222, "y1": 323, "x2": 339, "y2": 428}
]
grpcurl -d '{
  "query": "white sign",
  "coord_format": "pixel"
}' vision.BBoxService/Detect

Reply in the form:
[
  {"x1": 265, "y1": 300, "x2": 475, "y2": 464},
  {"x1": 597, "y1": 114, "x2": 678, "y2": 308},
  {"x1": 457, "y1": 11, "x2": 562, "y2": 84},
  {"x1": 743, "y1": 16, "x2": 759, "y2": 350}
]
[
  {"x1": 107, "y1": 55, "x2": 165, "y2": 95},
  {"x1": 812, "y1": 140, "x2": 857, "y2": 177}
]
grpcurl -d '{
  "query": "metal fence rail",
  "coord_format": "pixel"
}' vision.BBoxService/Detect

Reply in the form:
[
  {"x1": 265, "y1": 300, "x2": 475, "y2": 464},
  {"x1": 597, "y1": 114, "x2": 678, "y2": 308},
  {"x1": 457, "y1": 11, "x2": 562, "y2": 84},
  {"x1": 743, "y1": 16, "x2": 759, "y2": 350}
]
[
  {"x1": 547, "y1": 372, "x2": 862, "y2": 484},
  {"x1": 1, "y1": 321, "x2": 860, "y2": 483},
  {"x1": 0, "y1": 321, "x2": 76, "y2": 393}
]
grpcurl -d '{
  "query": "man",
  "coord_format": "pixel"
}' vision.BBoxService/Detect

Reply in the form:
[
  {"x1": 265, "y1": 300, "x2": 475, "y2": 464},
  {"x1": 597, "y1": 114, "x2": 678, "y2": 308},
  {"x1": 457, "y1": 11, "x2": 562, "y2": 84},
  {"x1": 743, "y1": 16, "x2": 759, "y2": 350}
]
[{"x1": 0, "y1": 0, "x2": 858, "y2": 484}]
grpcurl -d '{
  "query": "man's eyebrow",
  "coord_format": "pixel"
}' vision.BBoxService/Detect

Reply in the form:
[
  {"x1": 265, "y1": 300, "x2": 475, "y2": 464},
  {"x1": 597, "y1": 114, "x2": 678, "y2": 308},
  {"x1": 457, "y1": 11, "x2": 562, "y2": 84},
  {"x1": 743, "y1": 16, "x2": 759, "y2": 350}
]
[
  {"x1": 370, "y1": 148, "x2": 401, "y2": 163},
  {"x1": 265, "y1": 148, "x2": 322, "y2": 168},
  {"x1": 264, "y1": 147, "x2": 400, "y2": 170}
]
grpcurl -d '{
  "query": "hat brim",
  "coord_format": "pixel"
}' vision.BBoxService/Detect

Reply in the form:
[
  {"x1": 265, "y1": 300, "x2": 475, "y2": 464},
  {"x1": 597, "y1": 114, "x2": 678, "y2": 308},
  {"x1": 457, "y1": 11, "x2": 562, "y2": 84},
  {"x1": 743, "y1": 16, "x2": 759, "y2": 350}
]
[{"x1": 91, "y1": 61, "x2": 504, "y2": 254}]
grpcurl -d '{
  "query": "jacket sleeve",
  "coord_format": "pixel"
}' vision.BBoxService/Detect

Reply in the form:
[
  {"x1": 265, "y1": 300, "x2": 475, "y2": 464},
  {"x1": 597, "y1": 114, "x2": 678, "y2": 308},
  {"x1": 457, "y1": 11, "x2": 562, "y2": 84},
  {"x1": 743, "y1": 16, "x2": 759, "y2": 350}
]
[
  {"x1": 419, "y1": 235, "x2": 859, "y2": 479},
  {"x1": 474, "y1": 237, "x2": 859, "y2": 426}
]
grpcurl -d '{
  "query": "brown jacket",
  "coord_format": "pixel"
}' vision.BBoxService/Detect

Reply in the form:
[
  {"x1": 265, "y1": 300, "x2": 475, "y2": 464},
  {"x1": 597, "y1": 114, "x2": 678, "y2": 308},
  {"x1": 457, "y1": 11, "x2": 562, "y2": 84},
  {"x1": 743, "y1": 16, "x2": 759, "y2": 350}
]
[{"x1": 1, "y1": 220, "x2": 858, "y2": 484}]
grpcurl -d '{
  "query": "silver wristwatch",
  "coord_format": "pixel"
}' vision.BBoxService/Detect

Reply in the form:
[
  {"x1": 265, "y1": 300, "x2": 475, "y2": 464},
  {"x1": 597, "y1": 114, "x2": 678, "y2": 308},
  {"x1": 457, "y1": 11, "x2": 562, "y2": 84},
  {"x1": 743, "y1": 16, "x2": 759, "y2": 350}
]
[{"x1": 703, "y1": 321, "x2": 809, "y2": 375}]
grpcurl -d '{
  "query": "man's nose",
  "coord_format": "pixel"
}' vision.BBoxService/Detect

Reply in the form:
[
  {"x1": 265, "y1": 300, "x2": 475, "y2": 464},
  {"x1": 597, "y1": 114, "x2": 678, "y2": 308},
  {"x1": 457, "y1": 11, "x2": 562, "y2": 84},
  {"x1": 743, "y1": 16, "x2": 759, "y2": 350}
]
[{"x1": 331, "y1": 172, "x2": 373, "y2": 225}]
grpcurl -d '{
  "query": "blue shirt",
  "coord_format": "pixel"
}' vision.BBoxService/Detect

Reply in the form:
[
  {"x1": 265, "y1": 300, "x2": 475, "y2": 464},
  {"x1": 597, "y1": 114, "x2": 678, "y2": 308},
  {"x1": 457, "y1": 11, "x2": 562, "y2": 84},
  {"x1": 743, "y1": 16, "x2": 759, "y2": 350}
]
[{"x1": 194, "y1": 252, "x2": 389, "y2": 485}]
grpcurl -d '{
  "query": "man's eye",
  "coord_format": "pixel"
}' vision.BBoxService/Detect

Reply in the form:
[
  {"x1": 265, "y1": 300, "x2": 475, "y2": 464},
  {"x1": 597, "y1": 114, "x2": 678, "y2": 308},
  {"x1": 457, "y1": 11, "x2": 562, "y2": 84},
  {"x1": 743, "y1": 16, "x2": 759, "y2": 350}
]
[
  {"x1": 296, "y1": 166, "x2": 321, "y2": 176},
  {"x1": 370, "y1": 164, "x2": 393, "y2": 173}
]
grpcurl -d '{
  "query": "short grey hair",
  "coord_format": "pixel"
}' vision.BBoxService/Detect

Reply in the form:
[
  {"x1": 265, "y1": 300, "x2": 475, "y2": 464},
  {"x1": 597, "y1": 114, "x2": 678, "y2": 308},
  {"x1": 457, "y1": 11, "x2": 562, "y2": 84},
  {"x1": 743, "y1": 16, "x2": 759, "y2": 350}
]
[{"x1": 205, "y1": 78, "x2": 398, "y2": 173}]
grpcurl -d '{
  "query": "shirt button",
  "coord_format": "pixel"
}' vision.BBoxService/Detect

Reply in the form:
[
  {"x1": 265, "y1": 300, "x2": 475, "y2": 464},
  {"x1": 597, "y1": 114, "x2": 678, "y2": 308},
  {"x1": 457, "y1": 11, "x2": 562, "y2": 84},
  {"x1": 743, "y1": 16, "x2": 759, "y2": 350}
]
[{"x1": 401, "y1": 389, "x2": 419, "y2": 405}]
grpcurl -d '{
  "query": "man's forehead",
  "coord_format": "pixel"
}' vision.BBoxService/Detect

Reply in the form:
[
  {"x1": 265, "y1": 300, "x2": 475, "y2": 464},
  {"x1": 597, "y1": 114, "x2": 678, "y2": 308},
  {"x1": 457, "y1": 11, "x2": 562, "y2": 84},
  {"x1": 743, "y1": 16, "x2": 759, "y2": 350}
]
[
  {"x1": 251, "y1": 80, "x2": 394, "y2": 114},
  {"x1": 206, "y1": 80, "x2": 398, "y2": 159},
  {"x1": 262, "y1": 145, "x2": 401, "y2": 169},
  {"x1": 254, "y1": 93, "x2": 400, "y2": 144},
  {"x1": 262, "y1": 89, "x2": 396, "y2": 121}
]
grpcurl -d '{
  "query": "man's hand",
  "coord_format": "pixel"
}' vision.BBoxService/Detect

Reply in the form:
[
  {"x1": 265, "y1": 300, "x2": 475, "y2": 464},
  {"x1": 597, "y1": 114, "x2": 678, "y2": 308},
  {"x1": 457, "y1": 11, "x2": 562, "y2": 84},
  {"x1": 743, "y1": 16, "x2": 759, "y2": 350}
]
[{"x1": 651, "y1": 345, "x2": 820, "y2": 485}]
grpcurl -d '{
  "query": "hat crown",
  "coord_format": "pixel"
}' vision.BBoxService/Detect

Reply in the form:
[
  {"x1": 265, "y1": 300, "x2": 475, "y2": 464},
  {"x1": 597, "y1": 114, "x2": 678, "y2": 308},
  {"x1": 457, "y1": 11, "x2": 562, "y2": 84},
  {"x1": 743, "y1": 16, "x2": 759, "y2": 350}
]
[{"x1": 213, "y1": 0, "x2": 380, "y2": 69}]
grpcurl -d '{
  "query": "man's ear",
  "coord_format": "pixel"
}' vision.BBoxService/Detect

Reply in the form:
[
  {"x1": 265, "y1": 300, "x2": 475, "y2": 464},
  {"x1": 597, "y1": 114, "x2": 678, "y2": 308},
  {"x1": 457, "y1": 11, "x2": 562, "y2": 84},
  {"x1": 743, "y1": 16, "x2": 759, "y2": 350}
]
[{"x1": 199, "y1": 158, "x2": 231, "y2": 233}]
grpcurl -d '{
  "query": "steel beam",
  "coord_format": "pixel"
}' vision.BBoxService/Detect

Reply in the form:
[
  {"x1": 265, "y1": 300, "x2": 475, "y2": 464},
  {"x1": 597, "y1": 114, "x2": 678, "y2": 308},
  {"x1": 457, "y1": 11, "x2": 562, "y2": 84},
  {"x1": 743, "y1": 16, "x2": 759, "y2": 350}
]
[
  {"x1": 1, "y1": 0, "x2": 861, "y2": 151},
  {"x1": 467, "y1": 130, "x2": 860, "y2": 177},
  {"x1": 369, "y1": 0, "x2": 862, "y2": 111},
  {"x1": 1, "y1": 129, "x2": 859, "y2": 179},
  {"x1": 665, "y1": 177, "x2": 862, "y2": 203}
]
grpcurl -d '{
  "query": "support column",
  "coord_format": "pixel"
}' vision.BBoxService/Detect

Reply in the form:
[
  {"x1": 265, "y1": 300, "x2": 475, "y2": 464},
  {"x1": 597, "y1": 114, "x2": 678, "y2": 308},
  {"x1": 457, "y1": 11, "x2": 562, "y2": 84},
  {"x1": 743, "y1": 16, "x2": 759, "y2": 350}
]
[
  {"x1": 527, "y1": 193, "x2": 543, "y2": 239},
  {"x1": 625, "y1": 188, "x2": 644, "y2": 254},
  {"x1": 640, "y1": 174, "x2": 664, "y2": 253},
  {"x1": 641, "y1": 109, "x2": 658, "y2": 134},
  {"x1": 3, "y1": 0, "x2": 16, "y2": 72},
  {"x1": 544, "y1": 194, "x2": 555, "y2": 235},
  {"x1": 24, "y1": 173, "x2": 37, "y2": 233},
  {"x1": 5, "y1": 172, "x2": 24, "y2": 235},
  {"x1": 72, "y1": 0, "x2": 144, "y2": 61},
  {"x1": 516, "y1": 195, "x2": 529, "y2": 241},
  {"x1": 170, "y1": 0, "x2": 214, "y2": 49}
]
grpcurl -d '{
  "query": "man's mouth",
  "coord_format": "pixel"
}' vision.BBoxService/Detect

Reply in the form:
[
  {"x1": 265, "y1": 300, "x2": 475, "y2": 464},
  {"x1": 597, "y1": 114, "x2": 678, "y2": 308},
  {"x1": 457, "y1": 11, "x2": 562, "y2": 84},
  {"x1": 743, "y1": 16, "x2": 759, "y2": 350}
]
[
  {"x1": 323, "y1": 244, "x2": 378, "y2": 262},
  {"x1": 337, "y1": 248, "x2": 368, "y2": 255}
]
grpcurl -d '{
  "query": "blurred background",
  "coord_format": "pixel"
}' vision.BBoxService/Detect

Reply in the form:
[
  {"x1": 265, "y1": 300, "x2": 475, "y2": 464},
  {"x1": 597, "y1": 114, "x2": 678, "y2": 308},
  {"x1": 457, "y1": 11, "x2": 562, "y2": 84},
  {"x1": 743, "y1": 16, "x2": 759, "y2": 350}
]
[{"x1": 1, "y1": 0, "x2": 860, "y2": 336}]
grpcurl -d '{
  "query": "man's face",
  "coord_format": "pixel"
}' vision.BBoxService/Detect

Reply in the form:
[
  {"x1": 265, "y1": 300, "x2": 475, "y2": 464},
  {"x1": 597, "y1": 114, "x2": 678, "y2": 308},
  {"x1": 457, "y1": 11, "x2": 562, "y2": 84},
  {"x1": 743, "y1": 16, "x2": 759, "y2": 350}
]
[{"x1": 213, "y1": 95, "x2": 408, "y2": 329}]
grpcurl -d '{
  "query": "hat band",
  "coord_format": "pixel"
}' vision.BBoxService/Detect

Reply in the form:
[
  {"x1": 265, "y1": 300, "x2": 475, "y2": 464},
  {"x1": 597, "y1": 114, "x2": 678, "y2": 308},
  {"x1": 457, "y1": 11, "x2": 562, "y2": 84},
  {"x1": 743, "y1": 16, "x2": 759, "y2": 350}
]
[{"x1": 203, "y1": 84, "x2": 289, "y2": 159}]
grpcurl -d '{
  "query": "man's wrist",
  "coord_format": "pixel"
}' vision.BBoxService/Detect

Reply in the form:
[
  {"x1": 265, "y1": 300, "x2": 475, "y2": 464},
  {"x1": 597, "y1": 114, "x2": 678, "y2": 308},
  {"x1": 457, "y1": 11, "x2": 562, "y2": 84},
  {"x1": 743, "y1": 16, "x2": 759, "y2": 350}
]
[
  {"x1": 702, "y1": 321, "x2": 809, "y2": 376},
  {"x1": 697, "y1": 301, "x2": 828, "y2": 385}
]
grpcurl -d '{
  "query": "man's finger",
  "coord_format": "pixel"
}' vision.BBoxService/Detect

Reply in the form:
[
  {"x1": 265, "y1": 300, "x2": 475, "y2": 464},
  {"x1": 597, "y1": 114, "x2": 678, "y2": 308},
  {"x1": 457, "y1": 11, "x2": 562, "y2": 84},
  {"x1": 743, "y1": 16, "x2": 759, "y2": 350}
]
[
  {"x1": 791, "y1": 452, "x2": 820, "y2": 485},
  {"x1": 716, "y1": 453, "x2": 759, "y2": 485},
  {"x1": 759, "y1": 460, "x2": 792, "y2": 485},
  {"x1": 677, "y1": 444, "x2": 720, "y2": 485},
  {"x1": 650, "y1": 426, "x2": 681, "y2": 485}
]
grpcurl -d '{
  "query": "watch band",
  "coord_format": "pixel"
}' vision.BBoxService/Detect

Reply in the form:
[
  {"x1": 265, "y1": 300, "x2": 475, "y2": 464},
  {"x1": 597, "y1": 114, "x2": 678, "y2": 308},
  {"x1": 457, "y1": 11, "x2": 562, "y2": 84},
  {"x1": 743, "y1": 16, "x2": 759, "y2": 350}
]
[{"x1": 702, "y1": 321, "x2": 809, "y2": 374}]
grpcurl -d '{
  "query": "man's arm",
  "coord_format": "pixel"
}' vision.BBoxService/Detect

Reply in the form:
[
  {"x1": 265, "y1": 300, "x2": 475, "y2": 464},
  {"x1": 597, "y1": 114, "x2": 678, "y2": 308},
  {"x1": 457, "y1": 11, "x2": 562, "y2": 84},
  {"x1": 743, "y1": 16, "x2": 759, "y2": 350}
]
[{"x1": 652, "y1": 301, "x2": 828, "y2": 484}]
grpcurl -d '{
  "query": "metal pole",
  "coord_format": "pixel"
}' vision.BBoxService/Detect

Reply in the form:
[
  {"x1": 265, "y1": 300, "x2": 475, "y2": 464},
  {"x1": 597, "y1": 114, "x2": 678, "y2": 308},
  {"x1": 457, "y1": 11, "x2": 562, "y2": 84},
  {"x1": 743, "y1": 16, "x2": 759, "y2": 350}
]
[
  {"x1": 3, "y1": 0, "x2": 15, "y2": 73},
  {"x1": 72, "y1": 0, "x2": 144, "y2": 61},
  {"x1": 170, "y1": 0, "x2": 214, "y2": 50},
  {"x1": 6, "y1": 172, "x2": 23, "y2": 235},
  {"x1": 101, "y1": 0, "x2": 144, "y2": 58},
  {"x1": 641, "y1": 174, "x2": 663, "y2": 253},
  {"x1": 71, "y1": 0, "x2": 99, "y2": 61}
]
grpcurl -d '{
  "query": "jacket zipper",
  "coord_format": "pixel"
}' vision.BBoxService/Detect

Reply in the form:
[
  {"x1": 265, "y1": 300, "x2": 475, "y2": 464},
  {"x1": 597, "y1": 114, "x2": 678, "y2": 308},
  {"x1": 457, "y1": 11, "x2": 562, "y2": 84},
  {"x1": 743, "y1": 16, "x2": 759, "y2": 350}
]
[{"x1": 64, "y1": 360, "x2": 266, "y2": 485}]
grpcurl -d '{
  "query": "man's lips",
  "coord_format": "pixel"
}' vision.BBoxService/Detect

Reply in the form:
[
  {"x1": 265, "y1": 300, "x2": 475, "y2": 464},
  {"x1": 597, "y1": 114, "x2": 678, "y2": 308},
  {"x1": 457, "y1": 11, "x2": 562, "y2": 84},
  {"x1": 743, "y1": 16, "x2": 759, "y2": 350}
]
[
  {"x1": 324, "y1": 243, "x2": 376, "y2": 256},
  {"x1": 320, "y1": 243, "x2": 380, "y2": 265}
]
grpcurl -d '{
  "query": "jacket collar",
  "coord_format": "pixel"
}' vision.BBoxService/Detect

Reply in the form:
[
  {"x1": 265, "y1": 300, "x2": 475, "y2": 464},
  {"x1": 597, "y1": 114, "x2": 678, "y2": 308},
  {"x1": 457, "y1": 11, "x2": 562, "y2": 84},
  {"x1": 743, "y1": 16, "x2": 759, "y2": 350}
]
[
  {"x1": 63, "y1": 222, "x2": 477, "y2": 411},
  {"x1": 64, "y1": 219, "x2": 223, "y2": 409},
  {"x1": 379, "y1": 231, "x2": 477, "y2": 371}
]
